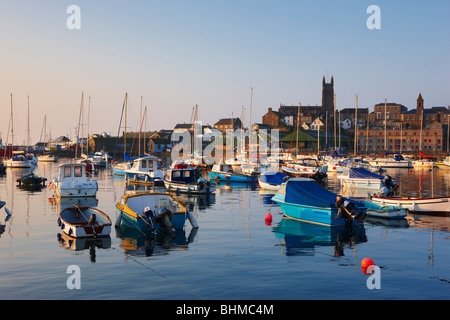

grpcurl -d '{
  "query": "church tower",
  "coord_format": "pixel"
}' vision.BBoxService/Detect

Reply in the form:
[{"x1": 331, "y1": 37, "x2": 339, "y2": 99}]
[
  {"x1": 417, "y1": 93, "x2": 424, "y2": 128},
  {"x1": 322, "y1": 76, "x2": 334, "y2": 111}
]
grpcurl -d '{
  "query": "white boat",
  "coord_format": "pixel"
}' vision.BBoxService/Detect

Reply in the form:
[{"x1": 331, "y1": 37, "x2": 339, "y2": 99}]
[
  {"x1": 326, "y1": 159, "x2": 346, "y2": 173},
  {"x1": 112, "y1": 161, "x2": 132, "y2": 175},
  {"x1": 50, "y1": 163, "x2": 98, "y2": 198},
  {"x1": 37, "y1": 154, "x2": 58, "y2": 162},
  {"x1": 57, "y1": 205, "x2": 112, "y2": 238},
  {"x1": 4, "y1": 151, "x2": 31, "y2": 168},
  {"x1": 338, "y1": 167, "x2": 386, "y2": 189},
  {"x1": 371, "y1": 196, "x2": 450, "y2": 215},
  {"x1": 413, "y1": 159, "x2": 435, "y2": 168},
  {"x1": 436, "y1": 156, "x2": 450, "y2": 170},
  {"x1": 125, "y1": 156, "x2": 164, "y2": 185},
  {"x1": 367, "y1": 154, "x2": 412, "y2": 168},
  {"x1": 164, "y1": 162, "x2": 215, "y2": 194},
  {"x1": 282, "y1": 158, "x2": 327, "y2": 182}
]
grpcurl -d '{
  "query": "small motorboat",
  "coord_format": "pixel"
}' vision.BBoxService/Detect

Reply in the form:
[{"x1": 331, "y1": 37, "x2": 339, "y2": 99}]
[
  {"x1": 282, "y1": 158, "x2": 327, "y2": 182},
  {"x1": 367, "y1": 154, "x2": 412, "y2": 168},
  {"x1": 338, "y1": 167, "x2": 387, "y2": 189},
  {"x1": 116, "y1": 192, "x2": 198, "y2": 232},
  {"x1": 371, "y1": 195, "x2": 450, "y2": 216},
  {"x1": 3, "y1": 151, "x2": 31, "y2": 168},
  {"x1": 272, "y1": 178, "x2": 367, "y2": 226},
  {"x1": 57, "y1": 205, "x2": 112, "y2": 238},
  {"x1": 208, "y1": 162, "x2": 257, "y2": 183},
  {"x1": 362, "y1": 200, "x2": 408, "y2": 219},
  {"x1": 37, "y1": 154, "x2": 58, "y2": 163},
  {"x1": 17, "y1": 173, "x2": 47, "y2": 187},
  {"x1": 49, "y1": 163, "x2": 98, "y2": 198},
  {"x1": 258, "y1": 171, "x2": 287, "y2": 191},
  {"x1": 164, "y1": 162, "x2": 215, "y2": 194}
]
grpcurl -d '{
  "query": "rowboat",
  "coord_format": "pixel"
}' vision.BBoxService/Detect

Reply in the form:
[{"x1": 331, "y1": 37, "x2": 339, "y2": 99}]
[
  {"x1": 164, "y1": 162, "x2": 215, "y2": 194},
  {"x1": 272, "y1": 178, "x2": 367, "y2": 226},
  {"x1": 57, "y1": 205, "x2": 112, "y2": 238},
  {"x1": 338, "y1": 167, "x2": 386, "y2": 189},
  {"x1": 371, "y1": 196, "x2": 450, "y2": 216},
  {"x1": 115, "y1": 192, "x2": 198, "y2": 232},
  {"x1": 258, "y1": 171, "x2": 287, "y2": 191},
  {"x1": 208, "y1": 163, "x2": 257, "y2": 183},
  {"x1": 50, "y1": 163, "x2": 98, "y2": 198}
]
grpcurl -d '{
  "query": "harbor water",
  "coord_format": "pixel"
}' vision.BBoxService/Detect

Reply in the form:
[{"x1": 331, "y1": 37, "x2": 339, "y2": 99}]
[{"x1": 0, "y1": 160, "x2": 450, "y2": 300}]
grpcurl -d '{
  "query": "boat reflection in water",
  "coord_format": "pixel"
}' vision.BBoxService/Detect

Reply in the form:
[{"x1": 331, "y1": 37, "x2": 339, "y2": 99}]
[
  {"x1": 56, "y1": 232, "x2": 111, "y2": 263},
  {"x1": 115, "y1": 223, "x2": 198, "y2": 257},
  {"x1": 272, "y1": 217, "x2": 367, "y2": 257},
  {"x1": 49, "y1": 196, "x2": 99, "y2": 213}
]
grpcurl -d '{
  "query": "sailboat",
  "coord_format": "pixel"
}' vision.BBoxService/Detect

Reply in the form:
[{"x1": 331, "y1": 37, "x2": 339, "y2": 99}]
[
  {"x1": 4, "y1": 94, "x2": 31, "y2": 168},
  {"x1": 112, "y1": 93, "x2": 133, "y2": 175},
  {"x1": 37, "y1": 115, "x2": 58, "y2": 162},
  {"x1": 413, "y1": 109, "x2": 436, "y2": 168}
]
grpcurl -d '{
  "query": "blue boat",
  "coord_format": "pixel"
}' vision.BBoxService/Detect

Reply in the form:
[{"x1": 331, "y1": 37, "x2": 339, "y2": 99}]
[
  {"x1": 208, "y1": 163, "x2": 257, "y2": 183},
  {"x1": 258, "y1": 171, "x2": 287, "y2": 191},
  {"x1": 272, "y1": 178, "x2": 367, "y2": 226}
]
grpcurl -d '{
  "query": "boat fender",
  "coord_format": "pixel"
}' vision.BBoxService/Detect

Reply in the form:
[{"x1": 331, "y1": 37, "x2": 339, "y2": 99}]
[
  {"x1": 61, "y1": 223, "x2": 65, "y2": 230},
  {"x1": 188, "y1": 211, "x2": 199, "y2": 228},
  {"x1": 68, "y1": 228, "x2": 72, "y2": 236},
  {"x1": 57, "y1": 218, "x2": 61, "y2": 226}
]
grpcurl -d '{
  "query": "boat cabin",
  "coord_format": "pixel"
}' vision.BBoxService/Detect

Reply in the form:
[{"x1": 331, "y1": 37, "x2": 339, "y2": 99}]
[
  {"x1": 130, "y1": 156, "x2": 159, "y2": 172},
  {"x1": 165, "y1": 163, "x2": 195, "y2": 183},
  {"x1": 58, "y1": 163, "x2": 89, "y2": 181}
]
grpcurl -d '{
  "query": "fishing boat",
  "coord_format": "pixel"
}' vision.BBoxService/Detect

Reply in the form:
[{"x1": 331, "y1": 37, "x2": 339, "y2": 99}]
[
  {"x1": 258, "y1": 171, "x2": 287, "y2": 191},
  {"x1": 164, "y1": 162, "x2": 215, "y2": 194},
  {"x1": 125, "y1": 156, "x2": 164, "y2": 185},
  {"x1": 115, "y1": 192, "x2": 198, "y2": 232},
  {"x1": 208, "y1": 162, "x2": 257, "y2": 183},
  {"x1": 370, "y1": 195, "x2": 450, "y2": 216},
  {"x1": 362, "y1": 200, "x2": 408, "y2": 219},
  {"x1": 367, "y1": 154, "x2": 412, "y2": 168},
  {"x1": 272, "y1": 178, "x2": 367, "y2": 226},
  {"x1": 17, "y1": 172, "x2": 47, "y2": 187},
  {"x1": 4, "y1": 151, "x2": 31, "y2": 168},
  {"x1": 50, "y1": 163, "x2": 98, "y2": 198},
  {"x1": 57, "y1": 205, "x2": 112, "y2": 238},
  {"x1": 338, "y1": 167, "x2": 386, "y2": 189}
]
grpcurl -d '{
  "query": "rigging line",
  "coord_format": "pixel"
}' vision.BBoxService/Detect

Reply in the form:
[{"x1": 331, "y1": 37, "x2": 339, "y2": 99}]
[{"x1": 110, "y1": 245, "x2": 206, "y2": 300}]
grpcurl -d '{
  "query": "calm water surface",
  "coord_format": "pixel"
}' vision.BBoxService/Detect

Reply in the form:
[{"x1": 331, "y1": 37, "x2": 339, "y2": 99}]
[{"x1": 1, "y1": 159, "x2": 450, "y2": 300}]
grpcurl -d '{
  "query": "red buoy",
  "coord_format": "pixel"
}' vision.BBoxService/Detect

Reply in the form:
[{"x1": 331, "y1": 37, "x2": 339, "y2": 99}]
[
  {"x1": 361, "y1": 258, "x2": 375, "y2": 275},
  {"x1": 265, "y1": 213, "x2": 272, "y2": 226}
]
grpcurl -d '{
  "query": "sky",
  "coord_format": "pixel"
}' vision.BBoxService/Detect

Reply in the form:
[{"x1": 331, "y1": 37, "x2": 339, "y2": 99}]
[{"x1": 1, "y1": 0, "x2": 449, "y2": 145}]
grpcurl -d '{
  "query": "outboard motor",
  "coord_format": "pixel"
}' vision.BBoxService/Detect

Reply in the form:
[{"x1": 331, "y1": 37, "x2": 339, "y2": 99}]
[
  {"x1": 383, "y1": 175, "x2": 398, "y2": 191},
  {"x1": 335, "y1": 195, "x2": 366, "y2": 223},
  {"x1": 375, "y1": 186, "x2": 390, "y2": 197},
  {"x1": 156, "y1": 207, "x2": 175, "y2": 233}
]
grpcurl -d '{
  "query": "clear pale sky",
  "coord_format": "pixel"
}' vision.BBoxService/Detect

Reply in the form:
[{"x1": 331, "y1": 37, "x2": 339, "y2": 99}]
[{"x1": 1, "y1": 0, "x2": 449, "y2": 145}]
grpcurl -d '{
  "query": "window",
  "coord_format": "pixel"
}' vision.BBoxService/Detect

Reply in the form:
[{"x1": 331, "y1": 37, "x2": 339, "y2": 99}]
[
  {"x1": 173, "y1": 171, "x2": 181, "y2": 178},
  {"x1": 141, "y1": 161, "x2": 147, "y2": 169},
  {"x1": 74, "y1": 166, "x2": 82, "y2": 177},
  {"x1": 64, "y1": 166, "x2": 71, "y2": 177},
  {"x1": 183, "y1": 170, "x2": 191, "y2": 178}
]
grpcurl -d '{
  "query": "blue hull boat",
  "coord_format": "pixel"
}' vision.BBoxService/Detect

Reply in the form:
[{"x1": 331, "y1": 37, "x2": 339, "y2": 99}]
[
  {"x1": 272, "y1": 178, "x2": 367, "y2": 227},
  {"x1": 208, "y1": 163, "x2": 257, "y2": 183}
]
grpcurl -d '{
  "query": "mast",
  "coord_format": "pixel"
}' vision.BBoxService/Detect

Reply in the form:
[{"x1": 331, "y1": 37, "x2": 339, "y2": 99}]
[
  {"x1": 354, "y1": 95, "x2": 358, "y2": 156},
  {"x1": 76, "y1": 92, "x2": 83, "y2": 159},
  {"x1": 87, "y1": 96, "x2": 91, "y2": 154},
  {"x1": 124, "y1": 93, "x2": 128, "y2": 156},
  {"x1": 138, "y1": 96, "x2": 142, "y2": 157},
  {"x1": 334, "y1": 94, "x2": 336, "y2": 151},
  {"x1": 384, "y1": 99, "x2": 387, "y2": 152},
  {"x1": 27, "y1": 95, "x2": 30, "y2": 148},
  {"x1": 296, "y1": 103, "x2": 300, "y2": 152},
  {"x1": 419, "y1": 104, "x2": 424, "y2": 152}
]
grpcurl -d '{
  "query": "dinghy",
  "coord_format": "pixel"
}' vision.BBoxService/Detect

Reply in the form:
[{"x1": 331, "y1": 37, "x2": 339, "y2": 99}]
[
  {"x1": 116, "y1": 192, "x2": 198, "y2": 232},
  {"x1": 370, "y1": 195, "x2": 450, "y2": 216},
  {"x1": 272, "y1": 178, "x2": 367, "y2": 226},
  {"x1": 57, "y1": 205, "x2": 112, "y2": 238},
  {"x1": 17, "y1": 173, "x2": 47, "y2": 187},
  {"x1": 362, "y1": 201, "x2": 408, "y2": 219}
]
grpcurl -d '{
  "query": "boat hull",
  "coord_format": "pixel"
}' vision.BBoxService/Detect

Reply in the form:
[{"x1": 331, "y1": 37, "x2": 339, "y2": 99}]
[
  {"x1": 126, "y1": 172, "x2": 164, "y2": 184},
  {"x1": 338, "y1": 178, "x2": 383, "y2": 189},
  {"x1": 258, "y1": 179, "x2": 281, "y2": 191},
  {"x1": 208, "y1": 171, "x2": 256, "y2": 183},
  {"x1": 164, "y1": 180, "x2": 216, "y2": 194},
  {"x1": 362, "y1": 201, "x2": 408, "y2": 219},
  {"x1": 272, "y1": 194, "x2": 362, "y2": 227},
  {"x1": 52, "y1": 182, "x2": 98, "y2": 198}
]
